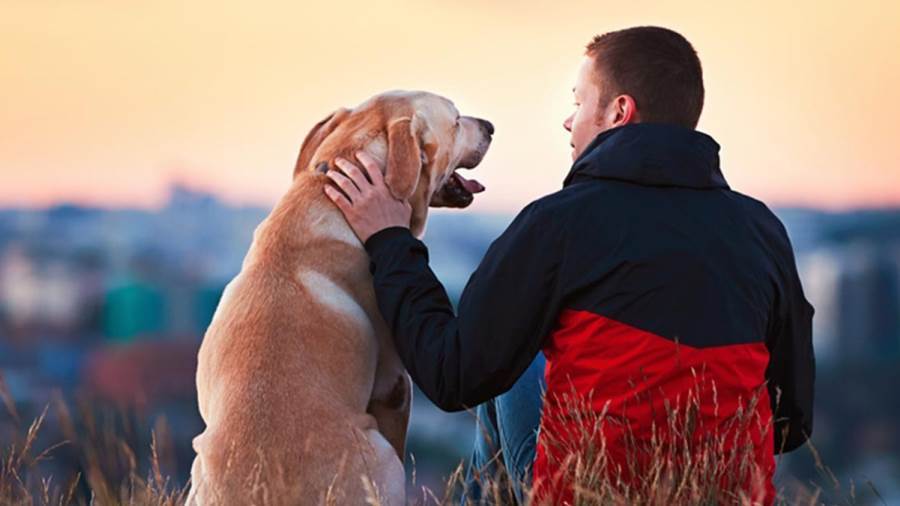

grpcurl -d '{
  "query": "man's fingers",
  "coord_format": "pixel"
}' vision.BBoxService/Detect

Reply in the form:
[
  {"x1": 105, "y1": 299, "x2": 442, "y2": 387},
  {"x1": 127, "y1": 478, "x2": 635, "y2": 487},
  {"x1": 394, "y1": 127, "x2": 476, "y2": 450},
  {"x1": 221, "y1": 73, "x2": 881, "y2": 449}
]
[
  {"x1": 326, "y1": 170, "x2": 361, "y2": 201},
  {"x1": 355, "y1": 151, "x2": 385, "y2": 185},
  {"x1": 334, "y1": 158, "x2": 371, "y2": 192},
  {"x1": 323, "y1": 185, "x2": 352, "y2": 211}
]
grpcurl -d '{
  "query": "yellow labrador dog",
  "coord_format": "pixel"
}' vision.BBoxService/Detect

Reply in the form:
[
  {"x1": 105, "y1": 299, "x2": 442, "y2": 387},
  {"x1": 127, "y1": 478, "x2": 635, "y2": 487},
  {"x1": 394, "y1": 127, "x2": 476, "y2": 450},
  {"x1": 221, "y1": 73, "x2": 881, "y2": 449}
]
[{"x1": 187, "y1": 90, "x2": 492, "y2": 505}]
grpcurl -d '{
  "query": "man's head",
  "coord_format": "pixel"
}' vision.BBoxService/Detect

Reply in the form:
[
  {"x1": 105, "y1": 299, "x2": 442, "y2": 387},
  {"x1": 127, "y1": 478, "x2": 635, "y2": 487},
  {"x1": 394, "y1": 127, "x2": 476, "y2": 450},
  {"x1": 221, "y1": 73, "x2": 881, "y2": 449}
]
[{"x1": 564, "y1": 26, "x2": 705, "y2": 160}]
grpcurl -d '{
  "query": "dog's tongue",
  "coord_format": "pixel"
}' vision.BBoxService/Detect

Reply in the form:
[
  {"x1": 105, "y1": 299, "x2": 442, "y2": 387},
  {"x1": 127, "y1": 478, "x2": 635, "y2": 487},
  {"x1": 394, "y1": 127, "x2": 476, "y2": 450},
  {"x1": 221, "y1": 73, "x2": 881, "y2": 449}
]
[{"x1": 455, "y1": 172, "x2": 485, "y2": 193}]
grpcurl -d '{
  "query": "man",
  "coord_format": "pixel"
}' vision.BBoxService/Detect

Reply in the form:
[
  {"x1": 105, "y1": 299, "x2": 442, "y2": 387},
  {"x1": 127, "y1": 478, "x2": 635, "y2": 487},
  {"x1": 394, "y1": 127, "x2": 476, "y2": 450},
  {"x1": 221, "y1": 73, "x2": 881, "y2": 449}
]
[{"x1": 324, "y1": 26, "x2": 814, "y2": 505}]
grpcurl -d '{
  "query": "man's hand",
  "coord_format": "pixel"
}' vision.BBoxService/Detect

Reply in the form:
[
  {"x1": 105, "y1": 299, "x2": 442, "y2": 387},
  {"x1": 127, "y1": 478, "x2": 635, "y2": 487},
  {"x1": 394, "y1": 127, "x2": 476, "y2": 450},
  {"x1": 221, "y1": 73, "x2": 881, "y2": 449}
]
[{"x1": 323, "y1": 151, "x2": 413, "y2": 243}]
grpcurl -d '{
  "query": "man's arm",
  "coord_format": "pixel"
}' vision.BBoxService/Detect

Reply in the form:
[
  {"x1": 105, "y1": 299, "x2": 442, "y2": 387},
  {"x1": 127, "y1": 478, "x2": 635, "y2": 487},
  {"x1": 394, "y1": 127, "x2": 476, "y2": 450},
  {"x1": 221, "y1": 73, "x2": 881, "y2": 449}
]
[
  {"x1": 324, "y1": 152, "x2": 563, "y2": 411},
  {"x1": 364, "y1": 202, "x2": 562, "y2": 411},
  {"x1": 765, "y1": 224, "x2": 816, "y2": 453}
]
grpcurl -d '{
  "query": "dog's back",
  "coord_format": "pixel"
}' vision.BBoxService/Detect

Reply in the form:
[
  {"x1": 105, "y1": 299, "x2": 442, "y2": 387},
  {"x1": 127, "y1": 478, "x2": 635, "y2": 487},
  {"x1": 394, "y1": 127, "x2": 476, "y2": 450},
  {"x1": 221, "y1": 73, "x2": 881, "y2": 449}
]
[{"x1": 188, "y1": 176, "x2": 405, "y2": 505}]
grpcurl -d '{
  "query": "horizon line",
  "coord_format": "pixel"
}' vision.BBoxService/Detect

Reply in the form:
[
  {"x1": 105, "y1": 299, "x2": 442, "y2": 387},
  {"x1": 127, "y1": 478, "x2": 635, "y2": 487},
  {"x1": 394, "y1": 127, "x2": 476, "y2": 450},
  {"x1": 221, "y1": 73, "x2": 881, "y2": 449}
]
[{"x1": 3, "y1": 181, "x2": 900, "y2": 215}]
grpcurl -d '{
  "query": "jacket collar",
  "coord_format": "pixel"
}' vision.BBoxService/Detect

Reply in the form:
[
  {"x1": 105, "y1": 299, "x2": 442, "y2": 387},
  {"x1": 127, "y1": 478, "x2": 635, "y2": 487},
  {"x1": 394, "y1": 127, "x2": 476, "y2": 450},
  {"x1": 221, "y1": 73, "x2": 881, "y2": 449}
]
[{"x1": 562, "y1": 123, "x2": 729, "y2": 190}]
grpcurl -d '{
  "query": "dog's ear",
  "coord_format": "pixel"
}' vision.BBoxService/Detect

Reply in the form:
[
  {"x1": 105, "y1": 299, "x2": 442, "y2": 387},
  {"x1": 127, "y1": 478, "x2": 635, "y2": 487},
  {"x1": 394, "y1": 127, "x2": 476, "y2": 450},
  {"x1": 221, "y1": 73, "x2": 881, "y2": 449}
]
[
  {"x1": 384, "y1": 115, "x2": 423, "y2": 201},
  {"x1": 294, "y1": 108, "x2": 350, "y2": 178}
]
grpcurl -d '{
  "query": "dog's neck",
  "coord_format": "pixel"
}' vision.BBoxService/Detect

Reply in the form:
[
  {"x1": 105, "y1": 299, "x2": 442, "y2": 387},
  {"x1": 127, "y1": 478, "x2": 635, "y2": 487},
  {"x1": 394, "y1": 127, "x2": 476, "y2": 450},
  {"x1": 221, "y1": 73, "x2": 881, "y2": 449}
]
[
  {"x1": 248, "y1": 168, "x2": 429, "y2": 282},
  {"x1": 239, "y1": 175, "x2": 365, "y2": 273},
  {"x1": 287, "y1": 175, "x2": 365, "y2": 245},
  {"x1": 307, "y1": 139, "x2": 430, "y2": 239}
]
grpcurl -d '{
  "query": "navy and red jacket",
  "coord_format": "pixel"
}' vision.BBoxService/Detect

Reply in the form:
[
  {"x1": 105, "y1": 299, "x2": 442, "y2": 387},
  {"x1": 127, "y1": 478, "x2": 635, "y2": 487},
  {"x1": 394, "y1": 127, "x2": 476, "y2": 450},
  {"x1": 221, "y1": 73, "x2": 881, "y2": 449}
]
[{"x1": 364, "y1": 122, "x2": 815, "y2": 502}]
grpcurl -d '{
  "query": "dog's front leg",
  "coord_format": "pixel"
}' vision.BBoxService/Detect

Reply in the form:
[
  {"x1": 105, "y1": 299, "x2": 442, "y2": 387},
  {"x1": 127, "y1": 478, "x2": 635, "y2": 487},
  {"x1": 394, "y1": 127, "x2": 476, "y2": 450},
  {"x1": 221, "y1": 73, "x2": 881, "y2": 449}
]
[{"x1": 367, "y1": 336, "x2": 412, "y2": 461}]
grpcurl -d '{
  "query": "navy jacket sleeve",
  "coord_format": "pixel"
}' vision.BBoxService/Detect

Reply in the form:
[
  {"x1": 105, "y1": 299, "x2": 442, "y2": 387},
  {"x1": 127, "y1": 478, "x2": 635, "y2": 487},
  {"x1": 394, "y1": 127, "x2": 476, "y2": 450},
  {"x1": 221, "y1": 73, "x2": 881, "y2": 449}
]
[
  {"x1": 765, "y1": 223, "x2": 816, "y2": 454},
  {"x1": 363, "y1": 204, "x2": 562, "y2": 411}
]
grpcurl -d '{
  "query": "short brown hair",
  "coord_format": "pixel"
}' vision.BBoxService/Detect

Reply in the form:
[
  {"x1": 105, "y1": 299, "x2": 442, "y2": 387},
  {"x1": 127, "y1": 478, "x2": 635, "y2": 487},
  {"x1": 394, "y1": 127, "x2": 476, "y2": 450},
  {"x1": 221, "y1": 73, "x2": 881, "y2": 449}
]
[{"x1": 586, "y1": 26, "x2": 704, "y2": 129}]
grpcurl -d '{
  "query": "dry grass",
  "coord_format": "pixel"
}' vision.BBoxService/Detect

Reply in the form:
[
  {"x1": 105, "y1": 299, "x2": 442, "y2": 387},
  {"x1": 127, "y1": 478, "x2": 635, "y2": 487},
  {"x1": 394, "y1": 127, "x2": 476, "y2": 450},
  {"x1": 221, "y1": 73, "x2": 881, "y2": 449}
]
[
  {"x1": 447, "y1": 377, "x2": 884, "y2": 506},
  {"x1": 0, "y1": 371, "x2": 882, "y2": 506},
  {"x1": 532, "y1": 377, "x2": 773, "y2": 505},
  {"x1": 0, "y1": 372, "x2": 186, "y2": 505}
]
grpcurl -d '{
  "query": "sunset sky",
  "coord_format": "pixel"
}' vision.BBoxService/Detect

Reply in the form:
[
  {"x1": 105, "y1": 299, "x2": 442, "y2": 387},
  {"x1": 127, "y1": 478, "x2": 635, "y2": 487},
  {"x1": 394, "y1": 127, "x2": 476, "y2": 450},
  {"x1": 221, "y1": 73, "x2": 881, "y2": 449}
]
[{"x1": 2, "y1": 0, "x2": 899, "y2": 212}]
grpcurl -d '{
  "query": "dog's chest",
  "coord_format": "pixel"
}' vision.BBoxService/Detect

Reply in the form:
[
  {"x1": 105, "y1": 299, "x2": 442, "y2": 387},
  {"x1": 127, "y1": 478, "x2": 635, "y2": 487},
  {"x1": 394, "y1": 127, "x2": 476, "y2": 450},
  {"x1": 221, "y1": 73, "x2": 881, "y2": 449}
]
[{"x1": 296, "y1": 269, "x2": 377, "y2": 338}]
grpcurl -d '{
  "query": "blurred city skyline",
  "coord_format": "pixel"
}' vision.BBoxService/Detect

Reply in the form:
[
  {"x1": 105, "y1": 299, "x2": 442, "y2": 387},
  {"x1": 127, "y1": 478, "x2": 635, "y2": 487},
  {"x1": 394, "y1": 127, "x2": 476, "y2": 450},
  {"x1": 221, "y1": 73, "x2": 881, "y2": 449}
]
[{"x1": 3, "y1": 0, "x2": 900, "y2": 212}]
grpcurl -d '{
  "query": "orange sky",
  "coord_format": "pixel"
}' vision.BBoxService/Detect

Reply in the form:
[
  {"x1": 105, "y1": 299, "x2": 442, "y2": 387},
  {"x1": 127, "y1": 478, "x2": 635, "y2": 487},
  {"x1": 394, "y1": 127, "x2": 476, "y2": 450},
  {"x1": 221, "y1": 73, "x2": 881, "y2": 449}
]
[{"x1": 2, "y1": 0, "x2": 899, "y2": 212}]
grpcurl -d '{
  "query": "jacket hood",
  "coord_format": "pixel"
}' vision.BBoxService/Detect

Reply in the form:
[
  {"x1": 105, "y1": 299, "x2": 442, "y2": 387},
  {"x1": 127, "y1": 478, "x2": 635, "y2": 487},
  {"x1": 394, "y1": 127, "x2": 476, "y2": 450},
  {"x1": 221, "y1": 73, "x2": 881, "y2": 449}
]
[{"x1": 563, "y1": 123, "x2": 729, "y2": 190}]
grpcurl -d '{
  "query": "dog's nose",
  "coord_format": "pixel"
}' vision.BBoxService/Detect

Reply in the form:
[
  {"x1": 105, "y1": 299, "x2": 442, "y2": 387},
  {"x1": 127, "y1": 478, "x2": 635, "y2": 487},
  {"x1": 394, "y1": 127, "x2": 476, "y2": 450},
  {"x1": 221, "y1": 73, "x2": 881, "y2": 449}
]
[{"x1": 479, "y1": 119, "x2": 494, "y2": 136}]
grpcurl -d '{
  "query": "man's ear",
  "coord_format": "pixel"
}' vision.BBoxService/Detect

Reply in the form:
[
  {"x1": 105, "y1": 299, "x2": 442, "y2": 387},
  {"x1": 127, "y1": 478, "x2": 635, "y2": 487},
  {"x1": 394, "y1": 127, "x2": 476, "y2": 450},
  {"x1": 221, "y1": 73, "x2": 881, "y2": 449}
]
[
  {"x1": 384, "y1": 115, "x2": 423, "y2": 201},
  {"x1": 612, "y1": 94, "x2": 639, "y2": 126},
  {"x1": 294, "y1": 108, "x2": 350, "y2": 178}
]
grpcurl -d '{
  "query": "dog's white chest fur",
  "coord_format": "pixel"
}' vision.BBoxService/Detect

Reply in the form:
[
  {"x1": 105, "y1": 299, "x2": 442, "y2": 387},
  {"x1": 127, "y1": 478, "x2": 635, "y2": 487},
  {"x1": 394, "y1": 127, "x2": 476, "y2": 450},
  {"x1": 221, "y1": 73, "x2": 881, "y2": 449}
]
[{"x1": 297, "y1": 270, "x2": 375, "y2": 335}]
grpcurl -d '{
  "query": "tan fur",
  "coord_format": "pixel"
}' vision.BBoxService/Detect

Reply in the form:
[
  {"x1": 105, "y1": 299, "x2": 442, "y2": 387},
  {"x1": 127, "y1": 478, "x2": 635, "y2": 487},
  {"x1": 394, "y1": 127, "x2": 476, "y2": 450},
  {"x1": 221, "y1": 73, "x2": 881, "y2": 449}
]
[{"x1": 187, "y1": 91, "x2": 491, "y2": 505}]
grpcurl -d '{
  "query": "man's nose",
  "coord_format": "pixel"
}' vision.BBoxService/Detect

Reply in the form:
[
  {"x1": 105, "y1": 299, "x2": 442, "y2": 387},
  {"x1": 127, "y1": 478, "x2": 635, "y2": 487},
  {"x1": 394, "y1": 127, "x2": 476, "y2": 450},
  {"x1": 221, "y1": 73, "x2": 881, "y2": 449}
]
[{"x1": 563, "y1": 115, "x2": 573, "y2": 132}]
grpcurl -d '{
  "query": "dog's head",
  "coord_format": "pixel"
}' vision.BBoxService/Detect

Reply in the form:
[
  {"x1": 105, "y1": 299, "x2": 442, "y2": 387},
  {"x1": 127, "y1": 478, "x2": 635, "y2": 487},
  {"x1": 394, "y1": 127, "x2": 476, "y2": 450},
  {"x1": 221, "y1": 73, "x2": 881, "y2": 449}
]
[{"x1": 294, "y1": 90, "x2": 493, "y2": 236}]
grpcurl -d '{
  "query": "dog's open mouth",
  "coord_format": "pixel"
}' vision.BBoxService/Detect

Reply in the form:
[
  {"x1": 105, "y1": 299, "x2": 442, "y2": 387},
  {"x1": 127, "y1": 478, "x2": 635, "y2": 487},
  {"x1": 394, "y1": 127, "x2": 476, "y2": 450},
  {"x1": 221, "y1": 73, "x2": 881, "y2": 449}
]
[{"x1": 430, "y1": 169, "x2": 485, "y2": 208}]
